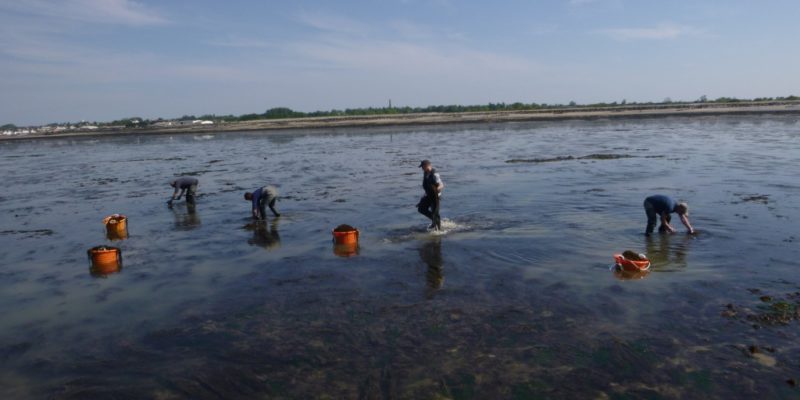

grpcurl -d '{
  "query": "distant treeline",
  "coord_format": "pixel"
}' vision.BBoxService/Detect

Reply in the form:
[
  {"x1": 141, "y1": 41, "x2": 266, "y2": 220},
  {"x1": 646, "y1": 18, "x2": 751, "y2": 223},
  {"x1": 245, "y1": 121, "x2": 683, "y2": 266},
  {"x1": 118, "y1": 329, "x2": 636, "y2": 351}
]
[
  {"x1": 138, "y1": 95, "x2": 800, "y2": 127},
  {"x1": 7, "y1": 95, "x2": 800, "y2": 129}
]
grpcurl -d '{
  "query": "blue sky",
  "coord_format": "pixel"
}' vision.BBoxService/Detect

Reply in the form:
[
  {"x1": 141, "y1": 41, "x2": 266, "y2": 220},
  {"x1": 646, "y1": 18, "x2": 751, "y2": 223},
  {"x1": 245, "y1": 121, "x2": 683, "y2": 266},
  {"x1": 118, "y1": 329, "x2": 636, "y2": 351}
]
[{"x1": 1, "y1": 0, "x2": 799, "y2": 125}]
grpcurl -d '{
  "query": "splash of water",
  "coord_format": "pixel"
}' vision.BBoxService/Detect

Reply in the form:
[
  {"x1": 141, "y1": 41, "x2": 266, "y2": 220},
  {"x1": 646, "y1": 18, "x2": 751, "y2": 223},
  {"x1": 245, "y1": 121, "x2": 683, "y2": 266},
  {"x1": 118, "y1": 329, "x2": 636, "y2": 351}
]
[{"x1": 427, "y1": 218, "x2": 467, "y2": 235}]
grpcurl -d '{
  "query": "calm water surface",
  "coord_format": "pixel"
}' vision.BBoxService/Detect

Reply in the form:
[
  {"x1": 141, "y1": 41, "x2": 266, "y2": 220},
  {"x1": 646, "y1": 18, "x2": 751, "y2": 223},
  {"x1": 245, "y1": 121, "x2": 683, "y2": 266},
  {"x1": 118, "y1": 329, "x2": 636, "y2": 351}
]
[{"x1": 1, "y1": 115, "x2": 799, "y2": 399}]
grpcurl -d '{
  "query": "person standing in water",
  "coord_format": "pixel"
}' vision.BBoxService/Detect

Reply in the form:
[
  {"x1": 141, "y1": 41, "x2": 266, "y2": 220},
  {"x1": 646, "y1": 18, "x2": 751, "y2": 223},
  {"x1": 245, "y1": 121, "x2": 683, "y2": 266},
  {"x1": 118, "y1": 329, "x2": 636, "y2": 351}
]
[
  {"x1": 244, "y1": 185, "x2": 280, "y2": 220},
  {"x1": 168, "y1": 177, "x2": 198, "y2": 206},
  {"x1": 643, "y1": 194, "x2": 695, "y2": 235},
  {"x1": 417, "y1": 160, "x2": 444, "y2": 230}
]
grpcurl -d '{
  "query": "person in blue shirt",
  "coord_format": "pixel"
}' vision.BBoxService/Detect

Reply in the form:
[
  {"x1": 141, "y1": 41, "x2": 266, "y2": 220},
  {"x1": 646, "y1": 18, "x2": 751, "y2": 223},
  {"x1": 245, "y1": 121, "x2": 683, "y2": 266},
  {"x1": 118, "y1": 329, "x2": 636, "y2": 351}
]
[
  {"x1": 244, "y1": 185, "x2": 280, "y2": 220},
  {"x1": 643, "y1": 194, "x2": 695, "y2": 235},
  {"x1": 417, "y1": 160, "x2": 444, "y2": 230}
]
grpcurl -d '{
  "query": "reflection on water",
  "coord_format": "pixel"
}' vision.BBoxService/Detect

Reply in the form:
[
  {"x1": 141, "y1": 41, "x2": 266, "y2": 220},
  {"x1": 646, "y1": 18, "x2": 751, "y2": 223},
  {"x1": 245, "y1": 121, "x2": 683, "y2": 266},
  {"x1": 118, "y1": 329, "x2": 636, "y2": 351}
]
[
  {"x1": 105, "y1": 230, "x2": 128, "y2": 241},
  {"x1": 1, "y1": 115, "x2": 800, "y2": 398},
  {"x1": 418, "y1": 237, "x2": 444, "y2": 294},
  {"x1": 246, "y1": 219, "x2": 281, "y2": 250},
  {"x1": 89, "y1": 260, "x2": 122, "y2": 278},
  {"x1": 332, "y1": 242, "x2": 359, "y2": 257},
  {"x1": 645, "y1": 234, "x2": 690, "y2": 270},
  {"x1": 613, "y1": 267, "x2": 650, "y2": 281},
  {"x1": 170, "y1": 202, "x2": 201, "y2": 230}
]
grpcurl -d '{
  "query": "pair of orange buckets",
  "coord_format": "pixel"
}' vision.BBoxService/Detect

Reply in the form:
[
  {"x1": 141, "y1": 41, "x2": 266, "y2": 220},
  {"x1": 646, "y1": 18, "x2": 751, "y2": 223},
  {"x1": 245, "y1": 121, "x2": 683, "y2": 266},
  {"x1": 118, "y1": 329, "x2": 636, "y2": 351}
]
[
  {"x1": 332, "y1": 224, "x2": 359, "y2": 257},
  {"x1": 88, "y1": 245, "x2": 122, "y2": 276},
  {"x1": 88, "y1": 214, "x2": 127, "y2": 276},
  {"x1": 103, "y1": 214, "x2": 128, "y2": 240}
]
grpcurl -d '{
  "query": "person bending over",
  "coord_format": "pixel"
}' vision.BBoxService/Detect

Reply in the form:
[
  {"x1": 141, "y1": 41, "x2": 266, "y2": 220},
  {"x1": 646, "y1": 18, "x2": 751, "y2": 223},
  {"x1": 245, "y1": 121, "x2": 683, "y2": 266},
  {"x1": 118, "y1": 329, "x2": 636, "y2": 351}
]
[
  {"x1": 168, "y1": 177, "x2": 198, "y2": 206},
  {"x1": 245, "y1": 185, "x2": 280, "y2": 220},
  {"x1": 643, "y1": 194, "x2": 694, "y2": 235}
]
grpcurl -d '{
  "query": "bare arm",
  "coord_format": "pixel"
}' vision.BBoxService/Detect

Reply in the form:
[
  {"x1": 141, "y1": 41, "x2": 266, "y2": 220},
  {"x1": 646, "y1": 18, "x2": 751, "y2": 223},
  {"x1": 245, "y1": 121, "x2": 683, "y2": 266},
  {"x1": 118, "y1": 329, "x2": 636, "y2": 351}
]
[
  {"x1": 679, "y1": 214, "x2": 695, "y2": 234},
  {"x1": 252, "y1": 198, "x2": 261, "y2": 219},
  {"x1": 661, "y1": 213, "x2": 677, "y2": 233}
]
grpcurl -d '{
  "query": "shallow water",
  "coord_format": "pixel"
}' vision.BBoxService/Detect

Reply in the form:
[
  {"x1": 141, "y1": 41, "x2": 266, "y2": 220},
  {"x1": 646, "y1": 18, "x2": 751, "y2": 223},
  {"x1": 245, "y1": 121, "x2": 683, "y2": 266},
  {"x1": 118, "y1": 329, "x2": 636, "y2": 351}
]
[{"x1": 1, "y1": 115, "x2": 800, "y2": 398}]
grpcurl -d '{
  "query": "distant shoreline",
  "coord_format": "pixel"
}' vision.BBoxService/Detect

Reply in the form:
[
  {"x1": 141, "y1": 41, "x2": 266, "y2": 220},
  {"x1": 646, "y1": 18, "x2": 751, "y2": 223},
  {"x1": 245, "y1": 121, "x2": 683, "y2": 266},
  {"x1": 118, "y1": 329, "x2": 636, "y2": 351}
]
[{"x1": 4, "y1": 101, "x2": 800, "y2": 141}]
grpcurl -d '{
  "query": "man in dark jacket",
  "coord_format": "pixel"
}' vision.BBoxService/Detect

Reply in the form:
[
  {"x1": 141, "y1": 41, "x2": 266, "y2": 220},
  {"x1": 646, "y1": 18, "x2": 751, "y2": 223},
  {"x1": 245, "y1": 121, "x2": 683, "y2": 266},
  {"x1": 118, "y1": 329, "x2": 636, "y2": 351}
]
[
  {"x1": 417, "y1": 160, "x2": 444, "y2": 230},
  {"x1": 168, "y1": 177, "x2": 198, "y2": 205}
]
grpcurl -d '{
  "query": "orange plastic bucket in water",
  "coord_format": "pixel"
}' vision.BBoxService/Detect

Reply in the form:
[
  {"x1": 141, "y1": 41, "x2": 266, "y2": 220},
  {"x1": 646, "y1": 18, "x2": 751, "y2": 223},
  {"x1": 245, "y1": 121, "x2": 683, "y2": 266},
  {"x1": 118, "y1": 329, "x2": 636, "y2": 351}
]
[
  {"x1": 332, "y1": 224, "x2": 359, "y2": 257},
  {"x1": 614, "y1": 253, "x2": 651, "y2": 272},
  {"x1": 332, "y1": 224, "x2": 359, "y2": 245},
  {"x1": 87, "y1": 246, "x2": 122, "y2": 275},
  {"x1": 103, "y1": 214, "x2": 128, "y2": 238}
]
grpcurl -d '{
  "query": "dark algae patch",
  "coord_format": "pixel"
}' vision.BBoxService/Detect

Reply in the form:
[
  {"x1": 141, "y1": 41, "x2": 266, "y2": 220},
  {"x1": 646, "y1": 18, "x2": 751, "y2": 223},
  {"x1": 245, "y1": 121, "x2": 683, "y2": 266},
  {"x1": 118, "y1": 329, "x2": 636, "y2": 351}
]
[
  {"x1": 723, "y1": 291, "x2": 800, "y2": 326},
  {"x1": 734, "y1": 194, "x2": 770, "y2": 204},
  {"x1": 0, "y1": 229, "x2": 54, "y2": 238},
  {"x1": 506, "y1": 153, "x2": 636, "y2": 163}
]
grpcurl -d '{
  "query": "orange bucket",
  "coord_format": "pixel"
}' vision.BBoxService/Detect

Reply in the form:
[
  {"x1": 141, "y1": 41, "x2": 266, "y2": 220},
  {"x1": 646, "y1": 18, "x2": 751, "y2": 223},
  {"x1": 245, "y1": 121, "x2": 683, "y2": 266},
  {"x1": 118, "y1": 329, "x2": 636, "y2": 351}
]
[
  {"x1": 332, "y1": 225, "x2": 359, "y2": 245},
  {"x1": 87, "y1": 246, "x2": 122, "y2": 275},
  {"x1": 614, "y1": 253, "x2": 651, "y2": 272},
  {"x1": 332, "y1": 224, "x2": 359, "y2": 257},
  {"x1": 103, "y1": 214, "x2": 128, "y2": 239},
  {"x1": 333, "y1": 242, "x2": 359, "y2": 257}
]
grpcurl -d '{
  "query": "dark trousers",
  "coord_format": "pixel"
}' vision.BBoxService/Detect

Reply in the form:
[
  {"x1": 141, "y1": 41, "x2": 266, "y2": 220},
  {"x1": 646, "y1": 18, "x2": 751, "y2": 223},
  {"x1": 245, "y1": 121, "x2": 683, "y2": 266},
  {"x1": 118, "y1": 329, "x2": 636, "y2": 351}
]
[
  {"x1": 257, "y1": 197, "x2": 277, "y2": 220},
  {"x1": 644, "y1": 199, "x2": 670, "y2": 234},
  {"x1": 185, "y1": 184, "x2": 198, "y2": 204},
  {"x1": 418, "y1": 194, "x2": 441, "y2": 229}
]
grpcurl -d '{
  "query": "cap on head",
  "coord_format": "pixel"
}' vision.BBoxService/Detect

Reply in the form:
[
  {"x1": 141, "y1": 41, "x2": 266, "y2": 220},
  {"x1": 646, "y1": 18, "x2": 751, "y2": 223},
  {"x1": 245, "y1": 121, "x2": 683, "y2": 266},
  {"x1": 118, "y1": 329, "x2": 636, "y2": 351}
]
[
  {"x1": 675, "y1": 202, "x2": 689, "y2": 216},
  {"x1": 418, "y1": 159, "x2": 431, "y2": 168}
]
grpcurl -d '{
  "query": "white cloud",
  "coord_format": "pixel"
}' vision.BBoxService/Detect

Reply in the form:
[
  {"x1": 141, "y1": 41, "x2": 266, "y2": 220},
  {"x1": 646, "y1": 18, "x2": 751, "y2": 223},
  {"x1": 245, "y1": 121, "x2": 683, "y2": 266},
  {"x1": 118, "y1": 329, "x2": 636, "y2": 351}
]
[
  {"x1": 0, "y1": 0, "x2": 167, "y2": 26},
  {"x1": 287, "y1": 11, "x2": 538, "y2": 79},
  {"x1": 295, "y1": 11, "x2": 369, "y2": 35},
  {"x1": 289, "y1": 36, "x2": 538, "y2": 78},
  {"x1": 599, "y1": 23, "x2": 700, "y2": 40}
]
